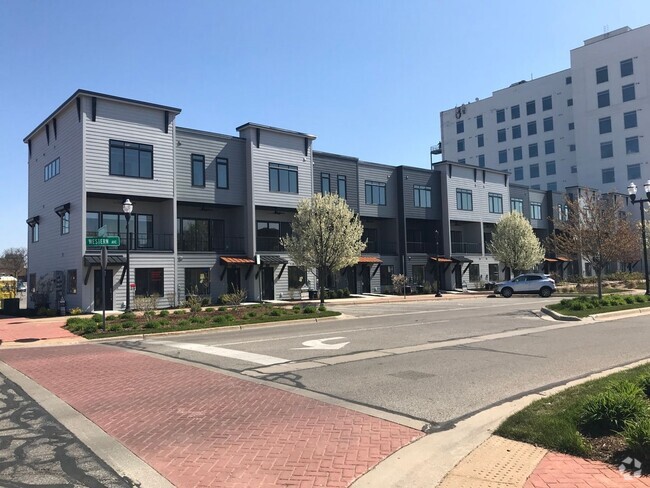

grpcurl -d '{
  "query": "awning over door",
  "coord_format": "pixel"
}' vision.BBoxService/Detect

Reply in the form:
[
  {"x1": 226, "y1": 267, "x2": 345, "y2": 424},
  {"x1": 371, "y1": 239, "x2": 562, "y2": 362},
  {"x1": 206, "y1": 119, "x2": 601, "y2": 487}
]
[
  {"x1": 259, "y1": 255, "x2": 288, "y2": 265},
  {"x1": 84, "y1": 255, "x2": 126, "y2": 266},
  {"x1": 357, "y1": 256, "x2": 383, "y2": 264},
  {"x1": 220, "y1": 256, "x2": 255, "y2": 265}
]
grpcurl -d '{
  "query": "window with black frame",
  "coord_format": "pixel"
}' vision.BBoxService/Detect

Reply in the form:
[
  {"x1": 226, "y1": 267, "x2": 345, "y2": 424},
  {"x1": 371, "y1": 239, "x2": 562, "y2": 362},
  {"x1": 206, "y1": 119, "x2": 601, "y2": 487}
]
[
  {"x1": 109, "y1": 140, "x2": 153, "y2": 179},
  {"x1": 135, "y1": 268, "x2": 164, "y2": 296}
]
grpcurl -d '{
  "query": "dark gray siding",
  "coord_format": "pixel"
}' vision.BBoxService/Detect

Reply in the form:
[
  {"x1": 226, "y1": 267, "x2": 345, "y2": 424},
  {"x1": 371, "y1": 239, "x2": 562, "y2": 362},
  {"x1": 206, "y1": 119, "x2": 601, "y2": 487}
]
[
  {"x1": 358, "y1": 162, "x2": 398, "y2": 218},
  {"x1": 313, "y1": 152, "x2": 359, "y2": 212},
  {"x1": 402, "y1": 168, "x2": 442, "y2": 220}
]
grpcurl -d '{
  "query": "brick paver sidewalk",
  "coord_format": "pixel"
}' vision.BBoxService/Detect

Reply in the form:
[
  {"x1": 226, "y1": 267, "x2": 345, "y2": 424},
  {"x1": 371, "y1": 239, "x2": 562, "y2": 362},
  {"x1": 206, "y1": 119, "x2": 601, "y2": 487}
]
[
  {"x1": 0, "y1": 344, "x2": 421, "y2": 487},
  {"x1": 525, "y1": 452, "x2": 650, "y2": 488},
  {"x1": 0, "y1": 315, "x2": 80, "y2": 343}
]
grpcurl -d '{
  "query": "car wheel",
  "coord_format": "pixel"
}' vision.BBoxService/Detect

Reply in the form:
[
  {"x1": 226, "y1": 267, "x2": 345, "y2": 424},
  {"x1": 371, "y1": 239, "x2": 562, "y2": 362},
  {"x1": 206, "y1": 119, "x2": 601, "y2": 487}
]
[
  {"x1": 501, "y1": 287, "x2": 513, "y2": 298},
  {"x1": 539, "y1": 287, "x2": 552, "y2": 298}
]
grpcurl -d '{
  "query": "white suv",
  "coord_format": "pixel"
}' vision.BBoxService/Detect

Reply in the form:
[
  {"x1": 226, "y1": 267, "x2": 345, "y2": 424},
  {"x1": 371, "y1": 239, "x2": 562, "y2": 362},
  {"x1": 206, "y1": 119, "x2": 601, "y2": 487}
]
[{"x1": 494, "y1": 273, "x2": 556, "y2": 298}]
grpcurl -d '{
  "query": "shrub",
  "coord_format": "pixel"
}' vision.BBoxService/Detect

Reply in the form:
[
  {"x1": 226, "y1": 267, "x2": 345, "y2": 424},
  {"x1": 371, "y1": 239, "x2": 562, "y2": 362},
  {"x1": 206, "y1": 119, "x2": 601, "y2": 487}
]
[
  {"x1": 623, "y1": 418, "x2": 650, "y2": 461},
  {"x1": 635, "y1": 295, "x2": 647, "y2": 303},
  {"x1": 173, "y1": 310, "x2": 185, "y2": 315},
  {"x1": 205, "y1": 307, "x2": 214, "y2": 313},
  {"x1": 82, "y1": 322, "x2": 98, "y2": 335},
  {"x1": 121, "y1": 320, "x2": 136, "y2": 329},
  {"x1": 218, "y1": 306, "x2": 227, "y2": 312},
  {"x1": 201, "y1": 297, "x2": 211, "y2": 306},
  {"x1": 223, "y1": 314, "x2": 234, "y2": 321},
  {"x1": 144, "y1": 320, "x2": 161, "y2": 329},
  {"x1": 185, "y1": 293, "x2": 203, "y2": 313},
  {"x1": 122, "y1": 311, "x2": 136, "y2": 320},
  {"x1": 292, "y1": 305, "x2": 301, "y2": 311},
  {"x1": 219, "y1": 288, "x2": 247, "y2": 306},
  {"x1": 108, "y1": 323, "x2": 123, "y2": 333},
  {"x1": 159, "y1": 310, "x2": 170, "y2": 317},
  {"x1": 318, "y1": 305, "x2": 326, "y2": 312},
  {"x1": 66, "y1": 317, "x2": 84, "y2": 326},
  {"x1": 92, "y1": 313, "x2": 102, "y2": 323},
  {"x1": 625, "y1": 296, "x2": 636, "y2": 304},
  {"x1": 177, "y1": 319, "x2": 190, "y2": 327},
  {"x1": 270, "y1": 309, "x2": 283, "y2": 317},
  {"x1": 69, "y1": 307, "x2": 83, "y2": 316},
  {"x1": 190, "y1": 316, "x2": 207, "y2": 324},
  {"x1": 212, "y1": 315, "x2": 227, "y2": 324},
  {"x1": 638, "y1": 375, "x2": 650, "y2": 398},
  {"x1": 342, "y1": 288, "x2": 350, "y2": 297},
  {"x1": 579, "y1": 382, "x2": 649, "y2": 435},
  {"x1": 303, "y1": 305, "x2": 317, "y2": 314},
  {"x1": 247, "y1": 311, "x2": 257, "y2": 318},
  {"x1": 143, "y1": 310, "x2": 156, "y2": 321},
  {"x1": 158, "y1": 318, "x2": 170, "y2": 327},
  {"x1": 570, "y1": 301, "x2": 587, "y2": 311},
  {"x1": 106, "y1": 315, "x2": 116, "y2": 321}
]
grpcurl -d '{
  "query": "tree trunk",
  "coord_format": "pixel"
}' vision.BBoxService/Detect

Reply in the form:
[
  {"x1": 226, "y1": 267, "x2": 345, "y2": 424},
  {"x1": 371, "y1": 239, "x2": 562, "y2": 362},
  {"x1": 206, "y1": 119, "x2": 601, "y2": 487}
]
[
  {"x1": 319, "y1": 266, "x2": 325, "y2": 305},
  {"x1": 596, "y1": 268, "x2": 603, "y2": 300}
]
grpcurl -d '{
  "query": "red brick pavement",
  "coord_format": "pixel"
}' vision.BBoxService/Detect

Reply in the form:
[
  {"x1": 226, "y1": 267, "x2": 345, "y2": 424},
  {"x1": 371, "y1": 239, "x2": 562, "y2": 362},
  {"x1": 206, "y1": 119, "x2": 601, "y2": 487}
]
[
  {"x1": 0, "y1": 315, "x2": 79, "y2": 343},
  {"x1": 525, "y1": 452, "x2": 650, "y2": 488},
  {"x1": 0, "y1": 344, "x2": 422, "y2": 487}
]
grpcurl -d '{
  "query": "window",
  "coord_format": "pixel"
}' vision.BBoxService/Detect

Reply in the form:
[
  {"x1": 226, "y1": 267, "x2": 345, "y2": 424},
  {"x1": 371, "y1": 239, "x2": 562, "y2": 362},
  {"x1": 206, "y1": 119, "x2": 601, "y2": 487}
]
[
  {"x1": 600, "y1": 141, "x2": 613, "y2": 158},
  {"x1": 288, "y1": 266, "x2": 307, "y2": 289},
  {"x1": 456, "y1": 120, "x2": 464, "y2": 134},
  {"x1": 567, "y1": 98, "x2": 573, "y2": 107},
  {"x1": 571, "y1": 165, "x2": 577, "y2": 174},
  {"x1": 542, "y1": 96, "x2": 552, "y2": 111},
  {"x1": 530, "y1": 202, "x2": 542, "y2": 220},
  {"x1": 531, "y1": 184, "x2": 540, "y2": 190},
  {"x1": 544, "y1": 139, "x2": 555, "y2": 155},
  {"x1": 527, "y1": 121, "x2": 537, "y2": 136},
  {"x1": 547, "y1": 182, "x2": 557, "y2": 191},
  {"x1": 570, "y1": 144, "x2": 576, "y2": 152},
  {"x1": 511, "y1": 105, "x2": 520, "y2": 119},
  {"x1": 365, "y1": 181, "x2": 386, "y2": 205},
  {"x1": 136, "y1": 214, "x2": 154, "y2": 248},
  {"x1": 478, "y1": 154, "x2": 485, "y2": 167},
  {"x1": 476, "y1": 115, "x2": 483, "y2": 129},
  {"x1": 599, "y1": 116, "x2": 612, "y2": 134},
  {"x1": 596, "y1": 66, "x2": 608, "y2": 84},
  {"x1": 511, "y1": 198, "x2": 524, "y2": 213},
  {"x1": 543, "y1": 117, "x2": 553, "y2": 132},
  {"x1": 546, "y1": 160, "x2": 556, "y2": 176},
  {"x1": 135, "y1": 268, "x2": 164, "y2": 297},
  {"x1": 191, "y1": 154, "x2": 205, "y2": 187},
  {"x1": 526, "y1": 100, "x2": 536, "y2": 115},
  {"x1": 488, "y1": 193, "x2": 503, "y2": 214},
  {"x1": 67, "y1": 270, "x2": 77, "y2": 294},
  {"x1": 628, "y1": 163, "x2": 641, "y2": 180},
  {"x1": 413, "y1": 185, "x2": 432, "y2": 208},
  {"x1": 498, "y1": 149, "x2": 507, "y2": 164},
  {"x1": 337, "y1": 175, "x2": 347, "y2": 198},
  {"x1": 622, "y1": 83, "x2": 636, "y2": 102},
  {"x1": 477, "y1": 134, "x2": 484, "y2": 147},
  {"x1": 185, "y1": 268, "x2": 210, "y2": 296},
  {"x1": 528, "y1": 143, "x2": 538, "y2": 158},
  {"x1": 380, "y1": 265, "x2": 394, "y2": 287},
  {"x1": 32, "y1": 222, "x2": 39, "y2": 242},
  {"x1": 269, "y1": 162, "x2": 298, "y2": 193},
  {"x1": 513, "y1": 146, "x2": 523, "y2": 161},
  {"x1": 597, "y1": 90, "x2": 610, "y2": 108},
  {"x1": 602, "y1": 167, "x2": 615, "y2": 184},
  {"x1": 320, "y1": 173, "x2": 330, "y2": 194},
  {"x1": 514, "y1": 166, "x2": 523, "y2": 181},
  {"x1": 621, "y1": 58, "x2": 633, "y2": 77},
  {"x1": 624, "y1": 111, "x2": 638, "y2": 129},
  {"x1": 411, "y1": 265, "x2": 425, "y2": 285},
  {"x1": 44, "y1": 158, "x2": 60, "y2": 181},
  {"x1": 626, "y1": 136, "x2": 640, "y2": 154},
  {"x1": 109, "y1": 140, "x2": 153, "y2": 179},
  {"x1": 61, "y1": 210, "x2": 70, "y2": 235},
  {"x1": 457, "y1": 139, "x2": 465, "y2": 152},
  {"x1": 256, "y1": 221, "x2": 292, "y2": 251},
  {"x1": 530, "y1": 163, "x2": 540, "y2": 178},
  {"x1": 456, "y1": 189, "x2": 473, "y2": 211},
  {"x1": 469, "y1": 264, "x2": 480, "y2": 282},
  {"x1": 558, "y1": 204, "x2": 569, "y2": 221},
  {"x1": 179, "y1": 218, "x2": 212, "y2": 251},
  {"x1": 566, "y1": 76, "x2": 572, "y2": 84},
  {"x1": 216, "y1": 158, "x2": 228, "y2": 189},
  {"x1": 497, "y1": 128, "x2": 506, "y2": 142},
  {"x1": 569, "y1": 122, "x2": 575, "y2": 130},
  {"x1": 458, "y1": 158, "x2": 466, "y2": 164},
  {"x1": 496, "y1": 109, "x2": 505, "y2": 123},
  {"x1": 512, "y1": 124, "x2": 521, "y2": 139}
]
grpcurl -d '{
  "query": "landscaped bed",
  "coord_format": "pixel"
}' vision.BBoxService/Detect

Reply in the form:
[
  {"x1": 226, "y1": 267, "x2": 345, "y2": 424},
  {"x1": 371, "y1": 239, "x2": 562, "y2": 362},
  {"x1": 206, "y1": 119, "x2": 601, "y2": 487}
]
[
  {"x1": 496, "y1": 364, "x2": 650, "y2": 472},
  {"x1": 65, "y1": 304, "x2": 340, "y2": 339},
  {"x1": 548, "y1": 294, "x2": 650, "y2": 318}
]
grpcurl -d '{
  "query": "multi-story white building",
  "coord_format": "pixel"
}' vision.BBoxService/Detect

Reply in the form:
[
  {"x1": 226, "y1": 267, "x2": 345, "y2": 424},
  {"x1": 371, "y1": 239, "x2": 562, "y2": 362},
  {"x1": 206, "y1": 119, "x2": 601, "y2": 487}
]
[{"x1": 440, "y1": 25, "x2": 650, "y2": 195}]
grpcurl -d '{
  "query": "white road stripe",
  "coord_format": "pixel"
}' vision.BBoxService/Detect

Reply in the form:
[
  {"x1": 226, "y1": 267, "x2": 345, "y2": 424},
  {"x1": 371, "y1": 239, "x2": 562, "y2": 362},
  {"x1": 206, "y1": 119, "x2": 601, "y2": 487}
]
[{"x1": 146, "y1": 341, "x2": 289, "y2": 366}]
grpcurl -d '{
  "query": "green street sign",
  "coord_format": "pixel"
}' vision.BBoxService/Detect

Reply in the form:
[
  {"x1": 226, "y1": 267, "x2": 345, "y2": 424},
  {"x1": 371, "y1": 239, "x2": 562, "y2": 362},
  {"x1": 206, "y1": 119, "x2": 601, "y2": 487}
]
[{"x1": 86, "y1": 236, "x2": 121, "y2": 247}]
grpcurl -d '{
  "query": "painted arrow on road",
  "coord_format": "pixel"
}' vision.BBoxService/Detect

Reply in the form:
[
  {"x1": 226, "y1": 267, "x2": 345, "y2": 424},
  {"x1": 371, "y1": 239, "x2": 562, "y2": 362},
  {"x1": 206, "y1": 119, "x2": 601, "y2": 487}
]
[{"x1": 293, "y1": 337, "x2": 350, "y2": 350}]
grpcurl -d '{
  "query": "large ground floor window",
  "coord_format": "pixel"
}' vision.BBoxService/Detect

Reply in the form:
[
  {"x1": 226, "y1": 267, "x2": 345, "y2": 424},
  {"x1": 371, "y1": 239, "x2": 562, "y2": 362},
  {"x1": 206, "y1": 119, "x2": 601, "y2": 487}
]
[
  {"x1": 135, "y1": 268, "x2": 164, "y2": 297},
  {"x1": 288, "y1": 266, "x2": 307, "y2": 289},
  {"x1": 185, "y1": 268, "x2": 210, "y2": 296}
]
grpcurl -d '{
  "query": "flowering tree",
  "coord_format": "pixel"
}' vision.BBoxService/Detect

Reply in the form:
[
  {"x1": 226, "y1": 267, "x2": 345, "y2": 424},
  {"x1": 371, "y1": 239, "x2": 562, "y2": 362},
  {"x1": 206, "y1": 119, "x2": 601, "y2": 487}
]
[
  {"x1": 282, "y1": 193, "x2": 366, "y2": 304},
  {"x1": 488, "y1": 212, "x2": 545, "y2": 276}
]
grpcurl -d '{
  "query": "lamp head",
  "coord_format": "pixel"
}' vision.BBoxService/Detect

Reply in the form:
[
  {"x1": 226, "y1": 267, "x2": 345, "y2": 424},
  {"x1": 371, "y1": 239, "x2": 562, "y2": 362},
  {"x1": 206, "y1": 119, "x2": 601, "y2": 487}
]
[
  {"x1": 628, "y1": 182, "x2": 638, "y2": 203},
  {"x1": 645, "y1": 180, "x2": 650, "y2": 198},
  {"x1": 122, "y1": 198, "x2": 133, "y2": 214}
]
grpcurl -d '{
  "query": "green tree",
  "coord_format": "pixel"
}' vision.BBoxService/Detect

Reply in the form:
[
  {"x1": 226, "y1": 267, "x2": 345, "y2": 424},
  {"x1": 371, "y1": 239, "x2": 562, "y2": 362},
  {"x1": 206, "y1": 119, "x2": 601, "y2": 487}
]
[
  {"x1": 282, "y1": 193, "x2": 366, "y2": 304},
  {"x1": 488, "y1": 212, "x2": 545, "y2": 276}
]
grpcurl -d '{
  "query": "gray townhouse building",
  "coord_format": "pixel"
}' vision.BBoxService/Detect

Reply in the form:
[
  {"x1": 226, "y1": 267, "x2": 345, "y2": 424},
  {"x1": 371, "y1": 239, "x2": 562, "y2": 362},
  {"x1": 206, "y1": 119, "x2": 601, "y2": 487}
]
[{"x1": 24, "y1": 90, "x2": 563, "y2": 312}]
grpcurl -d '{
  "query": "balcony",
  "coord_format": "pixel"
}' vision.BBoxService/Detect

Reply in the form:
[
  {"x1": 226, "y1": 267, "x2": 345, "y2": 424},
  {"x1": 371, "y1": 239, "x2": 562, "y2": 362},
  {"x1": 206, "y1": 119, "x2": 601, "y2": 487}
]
[
  {"x1": 451, "y1": 241, "x2": 482, "y2": 254},
  {"x1": 407, "y1": 241, "x2": 435, "y2": 254},
  {"x1": 179, "y1": 236, "x2": 245, "y2": 254},
  {"x1": 364, "y1": 240, "x2": 397, "y2": 255},
  {"x1": 257, "y1": 236, "x2": 286, "y2": 252},
  {"x1": 87, "y1": 233, "x2": 173, "y2": 252}
]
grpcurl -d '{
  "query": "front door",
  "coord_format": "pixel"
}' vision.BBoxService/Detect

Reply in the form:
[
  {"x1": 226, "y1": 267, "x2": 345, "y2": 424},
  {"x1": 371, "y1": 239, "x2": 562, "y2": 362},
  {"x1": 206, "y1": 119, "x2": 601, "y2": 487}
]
[
  {"x1": 347, "y1": 267, "x2": 357, "y2": 294},
  {"x1": 261, "y1": 267, "x2": 275, "y2": 300},
  {"x1": 454, "y1": 265, "x2": 462, "y2": 289},
  {"x1": 94, "y1": 269, "x2": 113, "y2": 310},
  {"x1": 226, "y1": 267, "x2": 241, "y2": 293},
  {"x1": 361, "y1": 266, "x2": 371, "y2": 293}
]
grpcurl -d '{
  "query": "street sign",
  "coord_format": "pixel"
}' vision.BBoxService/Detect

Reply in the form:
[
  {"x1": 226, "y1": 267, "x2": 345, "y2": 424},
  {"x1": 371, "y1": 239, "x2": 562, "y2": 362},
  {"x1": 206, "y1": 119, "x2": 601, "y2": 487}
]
[
  {"x1": 86, "y1": 236, "x2": 121, "y2": 247},
  {"x1": 97, "y1": 225, "x2": 108, "y2": 237}
]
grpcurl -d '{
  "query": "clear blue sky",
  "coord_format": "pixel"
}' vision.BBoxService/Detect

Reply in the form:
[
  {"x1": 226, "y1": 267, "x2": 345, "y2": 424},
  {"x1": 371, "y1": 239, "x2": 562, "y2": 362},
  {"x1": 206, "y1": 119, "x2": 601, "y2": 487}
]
[{"x1": 1, "y1": 0, "x2": 648, "y2": 251}]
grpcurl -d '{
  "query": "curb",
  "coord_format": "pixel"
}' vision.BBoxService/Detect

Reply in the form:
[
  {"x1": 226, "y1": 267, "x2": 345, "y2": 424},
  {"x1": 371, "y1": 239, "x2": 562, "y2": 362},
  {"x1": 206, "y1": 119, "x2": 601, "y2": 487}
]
[
  {"x1": 540, "y1": 306, "x2": 582, "y2": 321},
  {"x1": 541, "y1": 305, "x2": 650, "y2": 322}
]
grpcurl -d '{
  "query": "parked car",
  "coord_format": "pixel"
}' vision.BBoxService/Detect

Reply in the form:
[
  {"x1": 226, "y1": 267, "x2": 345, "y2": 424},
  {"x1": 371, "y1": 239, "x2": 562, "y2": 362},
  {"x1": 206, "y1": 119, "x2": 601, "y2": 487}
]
[{"x1": 494, "y1": 273, "x2": 556, "y2": 298}]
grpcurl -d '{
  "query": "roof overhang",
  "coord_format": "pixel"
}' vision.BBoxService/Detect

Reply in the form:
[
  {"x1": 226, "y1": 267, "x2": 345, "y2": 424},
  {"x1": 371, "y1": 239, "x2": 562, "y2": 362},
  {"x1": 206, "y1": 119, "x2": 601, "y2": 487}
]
[
  {"x1": 84, "y1": 255, "x2": 126, "y2": 266},
  {"x1": 259, "y1": 255, "x2": 288, "y2": 265},
  {"x1": 220, "y1": 256, "x2": 255, "y2": 265},
  {"x1": 357, "y1": 256, "x2": 383, "y2": 264}
]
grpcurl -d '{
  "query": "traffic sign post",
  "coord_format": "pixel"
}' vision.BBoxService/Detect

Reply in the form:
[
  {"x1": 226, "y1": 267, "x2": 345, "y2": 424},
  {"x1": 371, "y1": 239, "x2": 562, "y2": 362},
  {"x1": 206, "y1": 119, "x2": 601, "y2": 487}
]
[{"x1": 86, "y1": 236, "x2": 121, "y2": 247}]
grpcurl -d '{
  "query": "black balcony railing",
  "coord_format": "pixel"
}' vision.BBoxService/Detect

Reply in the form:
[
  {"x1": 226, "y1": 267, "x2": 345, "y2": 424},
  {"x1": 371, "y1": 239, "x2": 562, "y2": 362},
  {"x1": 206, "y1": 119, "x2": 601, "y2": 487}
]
[
  {"x1": 364, "y1": 240, "x2": 397, "y2": 255},
  {"x1": 178, "y1": 236, "x2": 245, "y2": 253},
  {"x1": 87, "y1": 233, "x2": 173, "y2": 252},
  {"x1": 407, "y1": 241, "x2": 435, "y2": 254},
  {"x1": 256, "y1": 236, "x2": 286, "y2": 252},
  {"x1": 451, "y1": 241, "x2": 482, "y2": 254}
]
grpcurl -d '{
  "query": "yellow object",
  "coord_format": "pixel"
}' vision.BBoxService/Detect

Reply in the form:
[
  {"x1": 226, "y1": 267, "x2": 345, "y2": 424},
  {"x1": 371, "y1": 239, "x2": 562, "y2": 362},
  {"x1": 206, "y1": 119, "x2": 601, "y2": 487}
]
[{"x1": 0, "y1": 275, "x2": 17, "y2": 300}]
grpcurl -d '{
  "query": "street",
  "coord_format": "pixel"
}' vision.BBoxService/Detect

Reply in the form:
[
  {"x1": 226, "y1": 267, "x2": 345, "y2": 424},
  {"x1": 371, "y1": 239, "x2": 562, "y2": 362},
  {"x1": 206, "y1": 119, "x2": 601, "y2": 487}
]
[{"x1": 108, "y1": 296, "x2": 650, "y2": 427}]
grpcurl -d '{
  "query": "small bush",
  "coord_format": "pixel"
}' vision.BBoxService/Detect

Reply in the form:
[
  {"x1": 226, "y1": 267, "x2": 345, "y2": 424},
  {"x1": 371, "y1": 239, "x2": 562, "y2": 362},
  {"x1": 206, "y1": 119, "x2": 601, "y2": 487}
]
[
  {"x1": 92, "y1": 313, "x2": 102, "y2": 323},
  {"x1": 69, "y1": 307, "x2": 83, "y2": 316},
  {"x1": 190, "y1": 316, "x2": 207, "y2": 324},
  {"x1": 247, "y1": 311, "x2": 257, "y2": 318},
  {"x1": 318, "y1": 305, "x2": 326, "y2": 312},
  {"x1": 177, "y1": 319, "x2": 190, "y2": 327},
  {"x1": 292, "y1": 305, "x2": 301, "y2": 311},
  {"x1": 122, "y1": 311, "x2": 136, "y2": 320},
  {"x1": 625, "y1": 296, "x2": 636, "y2": 304},
  {"x1": 144, "y1": 320, "x2": 161, "y2": 329},
  {"x1": 158, "y1": 318, "x2": 170, "y2": 327},
  {"x1": 635, "y1": 295, "x2": 647, "y2": 303},
  {"x1": 108, "y1": 323, "x2": 123, "y2": 333},
  {"x1": 143, "y1": 310, "x2": 156, "y2": 321},
  {"x1": 205, "y1": 307, "x2": 214, "y2": 313},
  {"x1": 623, "y1": 418, "x2": 650, "y2": 461},
  {"x1": 223, "y1": 314, "x2": 235, "y2": 321},
  {"x1": 579, "y1": 381, "x2": 649, "y2": 435},
  {"x1": 159, "y1": 310, "x2": 170, "y2": 317},
  {"x1": 219, "y1": 288, "x2": 247, "y2": 306},
  {"x1": 173, "y1": 310, "x2": 185, "y2": 315},
  {"x1": 303, "y1": 305, "x2": 317, "y2": 314},
  {"x1": 201, "y1": 297, "x2": 211, "y2": 306},
  {"x1": 82, "y1": 322, "x2": 98, "y2": 335},
  {"x1": 638, "y1": 375, "x2": 650, "y2": 398},
  {"x1": 212, "y1": 315, "x2": 227, "y2": 324},
  {"x1": 66, "y1": 317, "x2": 84, "y2": 326},
  {"x1": 218, "y1": 306, "x2": 227, "y2": 312},
  {"x1": 121, "y1": 320, "x2": 136, "y2": 329},
  {"x1": 270, "y1": 309, "x2": 283, "y2": 317},
  {"x1": 106, "y1": 315, "x2": 116, "y2": 321},
  {"x1": 342, "y1": 288, "x2": 350, "y2": 297},
  {"x1": 570, "y1": 301, "x2": 587, "y2": 311}
]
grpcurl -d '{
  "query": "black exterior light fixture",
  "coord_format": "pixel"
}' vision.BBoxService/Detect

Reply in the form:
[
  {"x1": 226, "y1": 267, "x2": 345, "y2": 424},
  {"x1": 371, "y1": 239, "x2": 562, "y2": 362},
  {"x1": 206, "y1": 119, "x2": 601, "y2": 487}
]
[
  {"x1": 122, "y1": 198, "x2": 134, "y2": 311},
  {"x1": 627, "y1": 180, "x2": 650, "y2": 295}
]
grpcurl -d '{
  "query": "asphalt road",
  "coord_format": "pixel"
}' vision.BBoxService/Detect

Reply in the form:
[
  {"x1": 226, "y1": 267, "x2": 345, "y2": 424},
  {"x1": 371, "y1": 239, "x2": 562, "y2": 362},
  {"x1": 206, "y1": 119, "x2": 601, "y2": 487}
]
[{"x1": 109, "y1": 296, "x2": 650, "y2": 428}]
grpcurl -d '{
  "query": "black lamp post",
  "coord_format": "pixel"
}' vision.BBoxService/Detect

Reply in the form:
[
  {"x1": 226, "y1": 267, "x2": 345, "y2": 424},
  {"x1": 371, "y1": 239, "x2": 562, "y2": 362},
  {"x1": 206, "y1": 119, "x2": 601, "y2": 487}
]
[
  {"x1": 627, "y1": 181, "x2": 650, "y2": 295},
  {"x1": 122, "y1": 198, "x2": 134, "y2": 311},
  {"x1": 434, "y1": 229, "x2": 442, "y2": 297}
]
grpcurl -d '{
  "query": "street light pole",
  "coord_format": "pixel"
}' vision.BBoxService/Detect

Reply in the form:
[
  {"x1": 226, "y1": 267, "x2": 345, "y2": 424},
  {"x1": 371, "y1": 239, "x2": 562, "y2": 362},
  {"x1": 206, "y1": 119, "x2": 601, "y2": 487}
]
[
  {"x1": 434, "y1": 229, "x2": 442, "y2": 297},
  {"x1": 123, "y1": 198, "x2": 134, "y2": 311},
  {"x1": 627, "y1": 181, "x2": 650, "y2": 295}
]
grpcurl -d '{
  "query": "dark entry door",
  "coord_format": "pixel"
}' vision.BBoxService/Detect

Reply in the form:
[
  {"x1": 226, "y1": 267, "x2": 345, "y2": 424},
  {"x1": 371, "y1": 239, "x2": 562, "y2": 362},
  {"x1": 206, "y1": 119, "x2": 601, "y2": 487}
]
[
  {"x1": 94, "y1": 269, "x2": 113, "y2": 310},
  {"x1": 347, "y1": 268, "x2": 357, "y2": 294},
  {"x1": 361, "y1": 267, "x2": 371, "y2": 293},
  {"x1": 226, "y1": 267, "x2": 241, "y2": 293},
  {"x1": 454, "y1": 266, "x2": 462, "y2": 289},
  {"x1": 261, "y1": 267, "x2": 275, "y2": 300}
]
